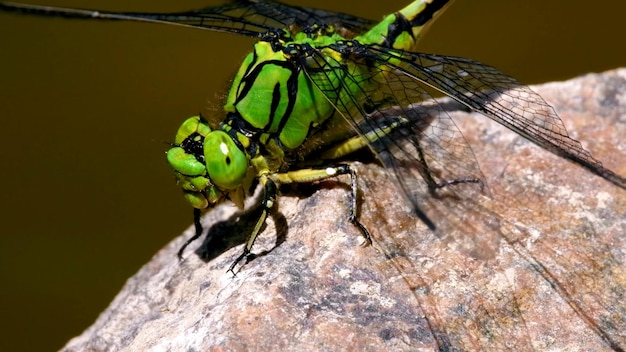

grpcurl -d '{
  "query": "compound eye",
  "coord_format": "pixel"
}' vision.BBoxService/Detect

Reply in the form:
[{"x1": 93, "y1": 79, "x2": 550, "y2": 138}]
[
  {"x1": 204, "y1": 131, "x2": 247, "y2": 190},
  {"x1": 173, "y1": 115, "x2": 212, "y2": 144}
]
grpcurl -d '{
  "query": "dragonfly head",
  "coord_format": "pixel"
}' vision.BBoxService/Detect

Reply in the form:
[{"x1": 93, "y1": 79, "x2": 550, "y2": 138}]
[{"x1": 166, "y1": 116, "x2": 249, "y2": 209}]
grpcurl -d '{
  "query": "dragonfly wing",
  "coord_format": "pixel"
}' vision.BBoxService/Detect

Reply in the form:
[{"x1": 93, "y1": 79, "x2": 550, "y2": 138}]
[
  {"x1": 0, "y1": 0, "x2": 376, "y2": 37},
  {"x1": 299, "y1": 42, "x2": 626, "y2": 349},
  {"x1": 368, "y1": 48, "x2": 626, "y2": 189},
  {"x1": 350, "y1": 96, "x2": 626, "y2": 350},
  {"x1": 358, "y1": 132, "x2": 626, "y2": 350},
  {"x1": 238, "y1": 0, "x2": 377, "y2": 34},
  {"x1": 173, "y1": 0, "x2": 376, "y2": 36}
]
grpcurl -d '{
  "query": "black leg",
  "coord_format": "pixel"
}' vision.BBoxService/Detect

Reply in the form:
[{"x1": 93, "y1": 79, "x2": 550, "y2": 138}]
[{"x1": 177, "y1": 208, "x2": 204, "y2": 260}]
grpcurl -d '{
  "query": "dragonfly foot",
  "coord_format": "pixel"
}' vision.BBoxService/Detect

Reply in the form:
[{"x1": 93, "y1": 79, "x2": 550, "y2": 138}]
[{"x1": 227, "y1": 249, "x2": 251, "y2": 276}]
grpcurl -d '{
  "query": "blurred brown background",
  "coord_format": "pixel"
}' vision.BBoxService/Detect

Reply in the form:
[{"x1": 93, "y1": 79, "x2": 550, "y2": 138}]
[{"x1": 1, "y1": 1, "x2": 625, "y2": 351}]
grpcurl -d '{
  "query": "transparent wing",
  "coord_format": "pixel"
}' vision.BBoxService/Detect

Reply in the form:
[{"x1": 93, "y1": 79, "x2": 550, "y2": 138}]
[
  {"x1": 358, "y1": 155, "x2": 626, "y2": 350},
  {"x1": 0, "y1": 0, "x2": 376, "y2": 37},
  {"x1": 363, "y1": 46, "x2": 626, "y2": 189},
  {"x1": 297, "y1": 42, "x2": 626, "y2": 349},
  {"x1": 303, "y1": 39, "x2": 626, "y2": 255}
]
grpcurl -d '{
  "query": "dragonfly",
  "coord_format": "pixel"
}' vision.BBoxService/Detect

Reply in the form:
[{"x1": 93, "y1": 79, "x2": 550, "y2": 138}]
[
  {"x1": 2, "y1": 1, "x2": 625, "y2": 349},
  {"x1": 2, "y1": 0, "x2": 623, "y2": 265}
]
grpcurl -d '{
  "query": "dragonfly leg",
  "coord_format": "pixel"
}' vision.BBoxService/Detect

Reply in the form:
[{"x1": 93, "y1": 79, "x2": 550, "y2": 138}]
[
  {"x1": 333, "y1": 164, "x2": 373, "y2": 246},
  {"x1": 177, "y1": 208, "x2": 204, "y2": 260},
  {"x1": 275, "y1": 164, "x2": 372, "y2": 239},
  {"x1": 407, "y1": 133, "x2": 484, "y2": 195},
  {"x1": 228, "y1": 176, "x2": 278, "y2": 274}
]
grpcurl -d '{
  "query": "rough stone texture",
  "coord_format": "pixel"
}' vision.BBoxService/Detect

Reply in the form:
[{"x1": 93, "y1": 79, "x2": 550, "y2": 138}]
[{"x1": 63, "y1": 69, "x2": 626, "y2": 352}]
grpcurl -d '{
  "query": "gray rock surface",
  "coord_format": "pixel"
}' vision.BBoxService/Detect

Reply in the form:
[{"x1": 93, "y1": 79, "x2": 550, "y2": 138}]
[{"x1": 63, "y1": 69, "x2": 626, "y2": 351}]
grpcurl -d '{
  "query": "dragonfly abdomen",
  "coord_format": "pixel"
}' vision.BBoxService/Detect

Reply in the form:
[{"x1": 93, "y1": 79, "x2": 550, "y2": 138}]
[{"x1": 357, "y1": 0, "x2": 450, "y2": 51}]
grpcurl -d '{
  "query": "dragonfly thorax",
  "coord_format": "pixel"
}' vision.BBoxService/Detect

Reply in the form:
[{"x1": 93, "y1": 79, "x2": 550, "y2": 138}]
[{"x1": 223, "y1": 38, "x2": 349, "y2": 151}]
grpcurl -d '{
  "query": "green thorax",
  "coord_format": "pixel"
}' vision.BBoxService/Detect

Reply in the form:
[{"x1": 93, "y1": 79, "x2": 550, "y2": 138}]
[{"x1": 223, "y1": 29, "x2": 347, "y2": 152}]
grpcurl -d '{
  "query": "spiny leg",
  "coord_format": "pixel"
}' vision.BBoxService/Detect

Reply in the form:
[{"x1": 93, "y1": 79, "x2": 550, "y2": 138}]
[
  {"x1": 228, "y1": 164, "x2": 372, "y2": 273},
  {"x1": 334, "y1": 164, "x2": 372, "y2": 245},
  {"x1": 271, "y1": 164, "x2": 371, "y2": 244},
  {"x1": 399, "y1": 132, "x2": 481, "y2": 194}
]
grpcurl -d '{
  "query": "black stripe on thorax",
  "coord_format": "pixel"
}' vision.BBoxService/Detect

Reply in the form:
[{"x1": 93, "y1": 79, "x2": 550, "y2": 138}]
[{"x1": 234, "y1": 58, "x2": 300, "y2": 136}]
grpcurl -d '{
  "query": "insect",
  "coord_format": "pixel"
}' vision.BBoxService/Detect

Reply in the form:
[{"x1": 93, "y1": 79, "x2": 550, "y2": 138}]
[
  {"x1": 2, "y1": 1, "x2": 625, "y2": 350},
  {"x1": 1, "y1": 0, "x2": 624, "y2": 270}
]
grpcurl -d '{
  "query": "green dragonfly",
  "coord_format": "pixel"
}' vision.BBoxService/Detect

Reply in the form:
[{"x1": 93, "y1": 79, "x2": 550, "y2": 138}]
[
  {"x1": 1, "y1": 0, "x2": 624, "y2": 271},
  {"x1": 2, "y1": 1, "x2": 625, "y2": 350}
]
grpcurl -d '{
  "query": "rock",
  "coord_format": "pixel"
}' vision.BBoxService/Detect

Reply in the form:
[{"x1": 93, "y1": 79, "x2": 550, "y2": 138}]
[{"x1": 62, "y1": 69, "x2": 626, "y2": 352}]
